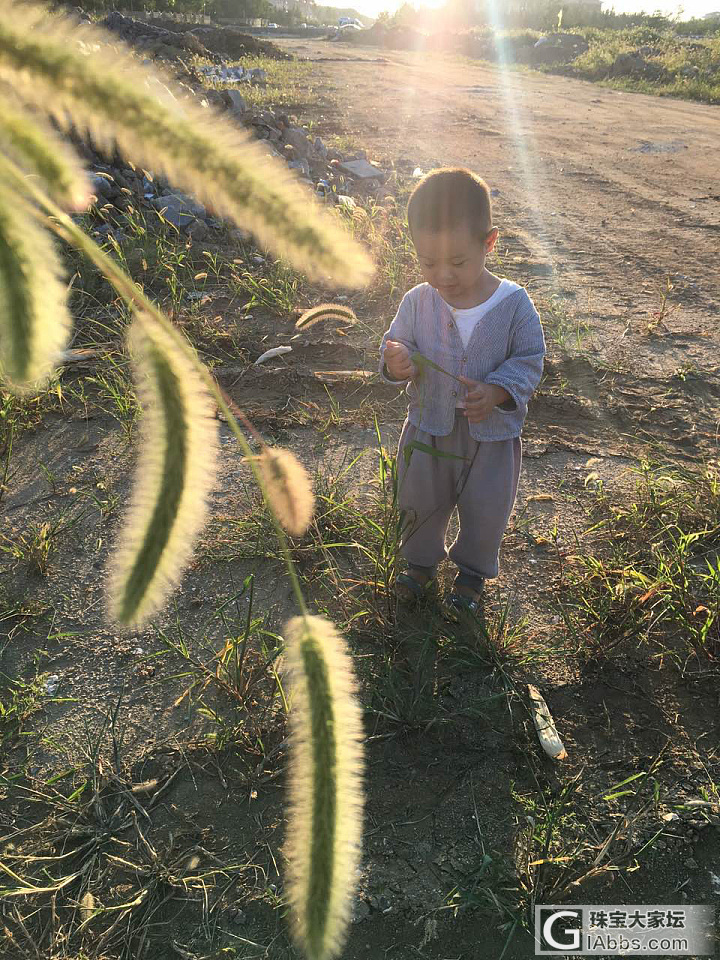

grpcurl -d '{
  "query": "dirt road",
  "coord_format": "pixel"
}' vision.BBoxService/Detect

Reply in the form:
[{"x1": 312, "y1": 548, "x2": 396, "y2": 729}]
[{"x1": 285, "y1": 39, "x2": 720, "y2": 456}]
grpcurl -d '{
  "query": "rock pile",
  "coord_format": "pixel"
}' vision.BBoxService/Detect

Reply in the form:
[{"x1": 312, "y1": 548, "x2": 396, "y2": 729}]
[
  {"x1": 100, "y1": 11, "x2": 292, "y2": 63},
  {"x1": 101, "y1": 12, "x2": 217, "y2": 62}
]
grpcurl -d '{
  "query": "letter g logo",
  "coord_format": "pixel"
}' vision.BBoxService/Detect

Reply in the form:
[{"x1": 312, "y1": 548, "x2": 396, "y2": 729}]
[{"x1": 543, "y1": 910, "x2": 581, "y2": 951}]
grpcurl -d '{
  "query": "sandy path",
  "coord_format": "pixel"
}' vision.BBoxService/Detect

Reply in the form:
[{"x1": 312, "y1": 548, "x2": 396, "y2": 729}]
[
  {"x1": 286, "y1": 39, "x2": 720, "y2": 386},
  {"x1": 275, "y1": 39, "x2": 720, "y2": 461}
]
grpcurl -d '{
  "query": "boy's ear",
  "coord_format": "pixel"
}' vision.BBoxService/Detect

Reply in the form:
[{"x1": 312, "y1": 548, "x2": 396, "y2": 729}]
[{"x1": 485, "y1": 227, "x2": 499, "y2": 254}]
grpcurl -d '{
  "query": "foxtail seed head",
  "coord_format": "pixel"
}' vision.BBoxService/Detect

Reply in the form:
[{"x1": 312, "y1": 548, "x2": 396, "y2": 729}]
[
  {"x1": 0, "y1": 96, "x2": 90, "y2": 210},
  {"x1": 258, "y1": 448, "x2": 314, "y2": 537},
  {"x1": 284, "y1": 615, "x2": 364, "y2": 960},
  {"x1": 0, "y1": 180, "x2": 71, "y2": 390},
  {"x1": 296, "y1": 303, "x2": 358, "y2": 330},
  {"x1": 0, "y1": 0, "x2": 373, "y2": 287},
  {"x1": 108, "y1": 317, "x2": 218, "y2": 627}
]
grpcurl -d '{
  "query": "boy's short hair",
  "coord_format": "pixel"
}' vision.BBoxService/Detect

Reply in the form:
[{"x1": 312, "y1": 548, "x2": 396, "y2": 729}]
[{"x1": 407, "y1": 167, "x2": 492, "y2": 240}]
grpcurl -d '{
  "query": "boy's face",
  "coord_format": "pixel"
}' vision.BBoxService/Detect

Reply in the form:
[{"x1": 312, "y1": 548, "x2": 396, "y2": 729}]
[{"x1": 413, "y1": 223, "x2": 498, "y2": 307}]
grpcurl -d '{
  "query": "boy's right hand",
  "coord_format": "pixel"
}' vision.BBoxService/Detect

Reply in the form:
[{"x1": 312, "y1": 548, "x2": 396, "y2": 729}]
[{"x1": 384, "y1": 341, "x2": 418, "y2": 381}]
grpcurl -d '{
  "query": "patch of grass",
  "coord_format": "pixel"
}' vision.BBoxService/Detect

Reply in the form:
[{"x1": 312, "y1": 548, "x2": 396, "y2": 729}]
[
  {"x1": 537, "y1": 294, "x2": 588, "y2": 353},
  {"x1": 0, "y1": 509, "x2": 86, "y2": 576},
  {"x1": 0, "y1": 671, "x2": 45, "y2": 753},
  {"x1": 0, "y1": 699, "x2": 266, "y2": 960},
  {"x1": 555, "y1": 461, "x2": 720, "y2": 666},
  {"x1": 214, "y1": 56, "x2": 318, "y2": 111},
  {"x1": 155, "y1": 579, "x2": 289, "y2": 758},
  {"x1": 0, "y1": 380, "x2": 68, "y2": 456},
  {"x1": 512, "y1": 762, "x2": 664, "y2": 906},
  {"x1": 82, "y1": 354, "x2": 139, "y2": 441},
  {"x1": 341, "y1": 200, "x2": 421, "y2": 303},
  {"x1": 230, "y1": 255, "x2": 300, "y2": 314},
  {"x1": 540, "y1": 27, "x2": 720, "y2": 104}
]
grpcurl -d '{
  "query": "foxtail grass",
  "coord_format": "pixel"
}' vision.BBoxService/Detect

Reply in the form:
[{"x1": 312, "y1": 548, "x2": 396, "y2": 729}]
[
  {"x1": 258, "y1": 448, "x2": 314, "y2": 537},
  {"x1": 0, "y1": 0, "x2": 373, "y2": 287},
  {"x1": 284, "y1": 615, "x2": 364, "y2": 960},
  {"x1": 296, "y1": 303, "x2": 358, "y2": 330},
  {"x1": 108, "y1": 318, "x2": 218, "y2": 626},
  {"x1": 0, "y1": 183, "x2": 71, "y2": 389},
  {"x1": 0, "y1": 97, "x2": 89, "y2": 209}
]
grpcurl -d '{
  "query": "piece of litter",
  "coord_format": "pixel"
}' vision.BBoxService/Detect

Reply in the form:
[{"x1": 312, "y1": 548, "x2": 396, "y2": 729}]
[
  {"x1": 412, "y1": 167, "x2": 424, "y2": 178},
  {"x1": 133, "y1": 647, "x2": 144, "y2": 655},
  {"x1": 313, "y1": 370, "x2": 375, "y2": 382},
  {"x1": 254, "y1": 346, "x2": 292, "y2": 366},
  {"x1": 528, "y1": 684, "x2": 567, "y2": 760},
  {"x1": 337, "y1": 195, "x2": 356, "y2": 209},
  {"x1": 45, "y1": 675, "x2": 60, "y2": 695},
  {"x1": 80, "y1": 891, "x2": 95, "y2": 923}
]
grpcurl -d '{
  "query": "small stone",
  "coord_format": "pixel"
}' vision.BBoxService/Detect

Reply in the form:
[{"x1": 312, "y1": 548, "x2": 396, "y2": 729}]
[
  {"x1": 352, "y1": 900, "x2": 370, "y2": 923},
  {"x1": 223, "y1": 89, "x2": 247, "y2": 117},
  {"x1": 684, "y1": 857, "x2": 698, "y2": 870},
  {"x1": 90, "y1": 173, "x2": 115, "y2": 200},
  {"x1": 338, "y1": 158, "x2": 385, "y2": 180},
  {"x1": 152, "y1": 193, "x2": 206, "y2": 230},
  {"x1": 289, "y1": 159, "x2": 311, "y2": 178},
  {"x1": 284, "y1": 126, "x2": 312, "y2": 158},
  {"x1": 187, "y1": 219, "x2": 210, "y2": 242}
]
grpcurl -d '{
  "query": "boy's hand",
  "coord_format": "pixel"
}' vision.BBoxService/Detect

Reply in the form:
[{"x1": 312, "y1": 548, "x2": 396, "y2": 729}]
[
  {"x1": 384, "y1": 340, "x2": 418, "y2": 381},
  {"x1": 459, "y1": 377, "x2": 512, "y2": 422}
]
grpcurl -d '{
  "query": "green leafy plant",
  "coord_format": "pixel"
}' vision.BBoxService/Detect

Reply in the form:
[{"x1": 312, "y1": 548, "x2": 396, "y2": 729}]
[{"x1": 0, "y1": 3, "x2": 371, "y2": 956}]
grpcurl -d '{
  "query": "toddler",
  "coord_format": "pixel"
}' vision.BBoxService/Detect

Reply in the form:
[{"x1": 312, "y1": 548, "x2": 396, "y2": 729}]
[{"x1": 379, "y1": 168, "x2": 545, "y2": 613}]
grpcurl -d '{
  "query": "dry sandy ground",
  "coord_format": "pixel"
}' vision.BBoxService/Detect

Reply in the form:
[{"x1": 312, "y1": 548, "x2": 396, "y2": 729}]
[
  {"x1": 287, "y1": 37, "x2": 720, "y2": 456},
  {"x1": 2, "y1": 44, "x2": 719, "y2": 960}
]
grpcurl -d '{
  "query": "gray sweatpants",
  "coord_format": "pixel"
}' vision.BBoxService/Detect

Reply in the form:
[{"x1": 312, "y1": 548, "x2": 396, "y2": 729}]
[{"x1": 396, "y1": 413, "x2": 522, "y2": 587}]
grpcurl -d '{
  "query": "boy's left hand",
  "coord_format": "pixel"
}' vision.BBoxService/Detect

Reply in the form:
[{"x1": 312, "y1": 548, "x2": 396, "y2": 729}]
[{"x1": 459, "y1": 378, "x2": 512, "y2": 422}]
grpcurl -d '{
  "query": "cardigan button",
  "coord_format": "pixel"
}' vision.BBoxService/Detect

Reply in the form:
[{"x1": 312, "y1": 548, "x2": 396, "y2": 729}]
[{"x1": 451, "y1": 390, "x2": 458, "y2": 397}]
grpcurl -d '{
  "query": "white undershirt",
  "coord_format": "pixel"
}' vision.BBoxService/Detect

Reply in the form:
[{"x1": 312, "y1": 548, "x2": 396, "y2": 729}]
[
  {"x1": 442, "y1": 279, "x2": 521, "y2": 408},
  {"x1": 442, "y1": 279, "x2": 521, "y2": 348}
]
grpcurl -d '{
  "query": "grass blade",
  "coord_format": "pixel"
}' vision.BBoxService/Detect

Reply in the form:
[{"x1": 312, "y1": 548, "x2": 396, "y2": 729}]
[
  {"x1": 410, "y1": 351, "x2": 464, "y2": 384},
  {"x1": 403, "y1": 440, "x2": 468, "y2": 467}
]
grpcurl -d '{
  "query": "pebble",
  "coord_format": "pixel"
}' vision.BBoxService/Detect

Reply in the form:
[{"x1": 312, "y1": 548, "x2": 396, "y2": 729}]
[
  {"x1": 684, "y1": 857, "x2": 698, "y2": 870},
  {"x1": 352, "y1": 900, "x2": 370, "y2": 922}
]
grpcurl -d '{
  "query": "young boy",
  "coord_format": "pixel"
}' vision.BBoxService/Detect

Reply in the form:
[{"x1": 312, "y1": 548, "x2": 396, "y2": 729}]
[{"x1": 379, "y1": 167, "x2": 545, "y2": 613}]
